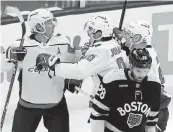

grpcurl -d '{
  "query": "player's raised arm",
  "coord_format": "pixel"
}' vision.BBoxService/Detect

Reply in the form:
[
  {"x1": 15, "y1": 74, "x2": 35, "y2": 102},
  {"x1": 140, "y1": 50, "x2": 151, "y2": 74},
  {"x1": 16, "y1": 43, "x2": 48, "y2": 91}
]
[
  {"x1": 35, "y1": 48, "x2": 109, "y2": 80},
  {"x1": 56, "y1": 49, "x2": 110, "y2": 79},
  {"x1": 35, "y1": 14, "x2": 128, "y2": 81}
]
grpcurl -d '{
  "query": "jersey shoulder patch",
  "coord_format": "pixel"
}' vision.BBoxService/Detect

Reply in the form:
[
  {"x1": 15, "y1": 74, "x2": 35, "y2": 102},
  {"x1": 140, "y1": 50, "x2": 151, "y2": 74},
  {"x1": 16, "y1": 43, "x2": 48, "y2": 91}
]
[
  {"x1": 103, "y1": 69, "x2": 127, "y2": 84},
  {"x1": 85, "y1": 54, "x2": 96, "y2": 62}
]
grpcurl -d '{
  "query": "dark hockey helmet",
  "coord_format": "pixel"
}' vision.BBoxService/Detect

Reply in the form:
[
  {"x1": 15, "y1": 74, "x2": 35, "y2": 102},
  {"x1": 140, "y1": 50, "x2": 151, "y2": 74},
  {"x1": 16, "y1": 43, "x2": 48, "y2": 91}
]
[{"x1": 129, "y1": 48, "x2": 152, "y2": 68}]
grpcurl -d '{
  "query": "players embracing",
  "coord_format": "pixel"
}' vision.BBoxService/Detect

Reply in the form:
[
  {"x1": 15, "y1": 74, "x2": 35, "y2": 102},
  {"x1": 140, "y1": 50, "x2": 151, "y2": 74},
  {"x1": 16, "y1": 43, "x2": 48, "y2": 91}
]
[{"x1": 34, "y1": 12, "x2": 171, "y2": 132}]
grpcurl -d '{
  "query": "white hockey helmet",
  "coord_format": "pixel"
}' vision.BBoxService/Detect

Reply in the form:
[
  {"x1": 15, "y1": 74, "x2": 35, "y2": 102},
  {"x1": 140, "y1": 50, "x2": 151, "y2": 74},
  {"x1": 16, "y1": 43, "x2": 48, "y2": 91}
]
[
  {"x1": 123, "y1": 21, "x2": 153, "y2": 46},
  {"x1": 84, "y1": 14, "x2": 113, "y2": 40},
  {"x1": 27, "y1": 8, "x2": 57, "y2": 34}
]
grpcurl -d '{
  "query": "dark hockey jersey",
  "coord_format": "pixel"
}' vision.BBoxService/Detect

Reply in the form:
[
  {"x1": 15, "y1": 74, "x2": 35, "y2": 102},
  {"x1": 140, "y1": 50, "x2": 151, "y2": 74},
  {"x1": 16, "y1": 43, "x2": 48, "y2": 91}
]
[{"x1": 90, "y1": 68, "x2": 161, "y2": 132}]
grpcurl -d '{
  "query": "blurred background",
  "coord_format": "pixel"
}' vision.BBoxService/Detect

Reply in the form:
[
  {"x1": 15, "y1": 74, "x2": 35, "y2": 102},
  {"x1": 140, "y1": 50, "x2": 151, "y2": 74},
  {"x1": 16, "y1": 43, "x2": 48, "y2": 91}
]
[{"x1": 1, "y1": 1, "x2": 173, "y2": 25}]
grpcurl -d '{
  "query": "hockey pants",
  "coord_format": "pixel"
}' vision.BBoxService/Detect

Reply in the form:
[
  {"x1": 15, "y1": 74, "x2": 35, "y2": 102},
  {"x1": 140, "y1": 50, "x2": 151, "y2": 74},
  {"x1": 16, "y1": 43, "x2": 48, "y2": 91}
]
[{"x1": 12, "y1": 96, "x2": 69, "y2": 132}]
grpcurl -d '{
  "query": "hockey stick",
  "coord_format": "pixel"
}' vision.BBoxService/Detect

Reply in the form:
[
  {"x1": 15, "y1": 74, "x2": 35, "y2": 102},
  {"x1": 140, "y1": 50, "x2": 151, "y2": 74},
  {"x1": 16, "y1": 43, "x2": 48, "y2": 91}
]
[
  {"x1": 75, "y1": 87, "x2": 94, "y2": 99},
  {"x1": 119, "y1": 0, "x2": 127, "y2": 30},
  {"x1": 0, "y1": 6, "x2": 26, "y2": 131}
]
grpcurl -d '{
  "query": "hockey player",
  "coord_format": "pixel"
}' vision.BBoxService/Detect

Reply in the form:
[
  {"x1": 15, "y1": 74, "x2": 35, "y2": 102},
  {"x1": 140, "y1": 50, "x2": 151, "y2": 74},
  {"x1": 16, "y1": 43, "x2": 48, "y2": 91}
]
[
  {"x1": 90, "y1": 48, "x2": 161, "y2": 132},
  {"x1": 35, "y1": 14, "x2": 127, "y2": 80},
  {"x1": 35, "y1": 14, "x2": 128, "y2": 107},
  {"x1": 113, "y1": 21, "x2": 172, "y2": 132},
  {"x1": 1, "y1": 8, "x2": 82, "y2": 132}
]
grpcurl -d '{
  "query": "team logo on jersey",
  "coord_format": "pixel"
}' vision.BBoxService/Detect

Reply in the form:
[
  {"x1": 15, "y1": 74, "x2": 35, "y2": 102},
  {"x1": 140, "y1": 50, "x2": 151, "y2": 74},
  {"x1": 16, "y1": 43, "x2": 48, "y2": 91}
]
[
  {"x1": 28, "y1": 66, "x2": 49, "y2": 73},
  {"x1": 127, "y1": 113, "x2": 142, "y2": 128},
  {"x1": 136, "y1": 83, "x2": 140, "y2": 88},
  {"x1": 135, "y1": 90, "x2": 143, "y2": 101}
]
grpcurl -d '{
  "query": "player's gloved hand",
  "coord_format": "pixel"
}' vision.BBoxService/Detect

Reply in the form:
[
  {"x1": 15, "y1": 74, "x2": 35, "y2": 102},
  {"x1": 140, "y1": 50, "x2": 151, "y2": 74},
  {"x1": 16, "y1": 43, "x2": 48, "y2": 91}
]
[
  {"x1": 64, "y1": 79, "x2": 83, "y2": 93},
  {"x1": 113, "y1": 27, "x2": 123, "y2": 40},
  {"x1": 6, "y1": 46, "x2": 27, "y2": 62},
  {"x1": 36, "y1": 53, "x2": 60, "y2": 71},
  {"x1": 113, "y1": 27, "x2": 126, "y2": 44}
]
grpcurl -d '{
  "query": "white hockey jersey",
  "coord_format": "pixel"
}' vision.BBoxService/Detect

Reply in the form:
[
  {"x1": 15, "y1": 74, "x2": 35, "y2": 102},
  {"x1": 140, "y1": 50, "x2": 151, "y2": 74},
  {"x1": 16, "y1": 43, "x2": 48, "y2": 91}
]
[
  {"x1": 54, "y1": 39, "x2": 127, "y2": 80},
  {"x1": 1, "y1": 34, "x2": 76, "y2": 105},
  {"x1": 146, "y1": 46, "x2": 165, "y2": 84}
]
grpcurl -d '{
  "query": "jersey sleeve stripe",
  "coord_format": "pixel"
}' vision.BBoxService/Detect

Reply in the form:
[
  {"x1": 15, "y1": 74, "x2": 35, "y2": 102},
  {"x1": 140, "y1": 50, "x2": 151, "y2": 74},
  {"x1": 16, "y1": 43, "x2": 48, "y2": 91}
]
[
  {"x1": 105, "y1": 121, "x2": 123, "y2": 132},
  {"x1": 93, "y1": 99, "x2": 110, "y2": 111},
  {"x1": 91, "y1": 108, "x2": 109, "y2": 117},
  {"x1": 145, "y1": 122, "x2": 157, "y2": 126},
  {"x1": 90, "y1": 114, "x2": 107, "y2": 120},
  {"x1": 147, "y1": 114, "x2": 158, "y2": 120},
  {"x1": 149, "y1": 111, "x2": 159, "y2": 117},
  {"x1": 146, "y1": 118, "x2": 158, "y2": 123},
  {"x1": 92, "y1": 103, "x2": 109, "y2": 116}
]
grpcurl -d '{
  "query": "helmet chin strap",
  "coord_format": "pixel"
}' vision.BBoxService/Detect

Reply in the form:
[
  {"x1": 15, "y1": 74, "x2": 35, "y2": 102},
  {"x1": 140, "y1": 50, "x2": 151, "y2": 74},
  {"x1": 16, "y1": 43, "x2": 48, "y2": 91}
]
[
  {"x1": 129, "y1": 33, "x2": 146, "y2": 50},
  {"x1": 36, "y1": 23, "x2": 51, "y2": 41},
  {"x1": 42, "y1": 34, "x2": 50, "y2": 40},
  {"x1": 39, "y1": 34, "x2": 52, "y2": 48},
  {"x1": 39, "y1": 32, "x2": 51, "y2": 48},
  {"x1": 129, "y1": 37, "x2": 141, "y2": 50},
  {"x1": 90, "y1": 31, "x2": 103, "y2": 46}
]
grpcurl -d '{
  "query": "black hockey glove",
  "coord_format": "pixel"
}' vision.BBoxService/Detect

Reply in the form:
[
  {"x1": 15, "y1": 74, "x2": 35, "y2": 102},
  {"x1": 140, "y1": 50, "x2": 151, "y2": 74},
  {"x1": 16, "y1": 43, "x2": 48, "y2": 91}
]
[
  {"x1": 113, "y1": 27, "x2": 126, "y2": 45},
  {"x1": 6, "y1": 46, "x2": 27, "y2": 62},
  {"x1": 64, "y1": 79, "x2": 83, "y2": 93},
  {"x1": 113, "y1": 27, "x2": 123, "y2": 40},
  {"x1": 36, "y1": 53, "x2": 60, "y2": 71}
]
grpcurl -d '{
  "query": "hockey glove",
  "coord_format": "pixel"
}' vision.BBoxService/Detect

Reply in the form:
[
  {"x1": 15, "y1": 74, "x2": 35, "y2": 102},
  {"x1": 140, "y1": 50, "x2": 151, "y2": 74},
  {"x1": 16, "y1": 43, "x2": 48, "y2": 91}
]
[
  {"x1": 36, "y1": 53, "x2": 60, "y2": 71},
  {"x1": 6, "y1": 46, "x2": 27, "y2": 62},
  {"x1": 113, "y1": 27, "x2": 126, "y2": 44},
  {"x1": 113, "y1": 27, "x2": 123, "y2": 40},
  {"x1": 64, "y1": 79, "x2": 83, "y2": 93}
]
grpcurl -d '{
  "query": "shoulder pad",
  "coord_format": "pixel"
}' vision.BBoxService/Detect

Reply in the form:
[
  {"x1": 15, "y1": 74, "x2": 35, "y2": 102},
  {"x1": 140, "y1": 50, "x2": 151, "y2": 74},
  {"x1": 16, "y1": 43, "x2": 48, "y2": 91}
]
[{"x1": 103, "y1": 69, "x2": 126, "y2": 83}]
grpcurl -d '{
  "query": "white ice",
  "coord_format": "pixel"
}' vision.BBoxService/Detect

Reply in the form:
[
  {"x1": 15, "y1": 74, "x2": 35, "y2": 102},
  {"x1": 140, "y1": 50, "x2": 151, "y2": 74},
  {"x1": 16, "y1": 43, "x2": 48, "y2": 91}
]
[{"x1": 0, "y1": 76, "x2": 173, "y2": 132}]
